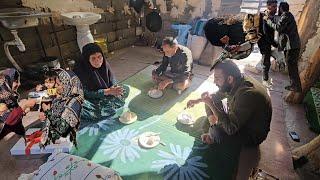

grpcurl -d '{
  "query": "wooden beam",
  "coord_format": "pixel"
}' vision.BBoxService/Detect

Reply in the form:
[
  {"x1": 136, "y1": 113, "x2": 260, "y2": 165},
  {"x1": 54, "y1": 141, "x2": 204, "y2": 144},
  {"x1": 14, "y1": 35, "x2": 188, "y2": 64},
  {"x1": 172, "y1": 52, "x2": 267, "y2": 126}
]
[{"x1": 285, "y1": 47, "x2": 320, "y2": 103}]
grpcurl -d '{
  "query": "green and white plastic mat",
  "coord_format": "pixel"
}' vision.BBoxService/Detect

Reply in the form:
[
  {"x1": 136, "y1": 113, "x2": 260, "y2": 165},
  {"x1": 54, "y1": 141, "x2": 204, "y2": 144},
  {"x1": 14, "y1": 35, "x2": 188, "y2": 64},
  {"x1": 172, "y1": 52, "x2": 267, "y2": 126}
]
[{"x1": 72, "y1": 66, "x2": 241, "y2": 180}]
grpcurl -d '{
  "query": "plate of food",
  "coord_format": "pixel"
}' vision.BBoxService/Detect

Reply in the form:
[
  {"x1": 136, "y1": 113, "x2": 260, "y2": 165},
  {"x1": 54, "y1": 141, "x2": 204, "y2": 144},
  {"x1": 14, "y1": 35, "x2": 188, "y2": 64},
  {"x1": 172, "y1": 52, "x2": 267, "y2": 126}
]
[
  {"x1": 119, "y1": 111, "x2": 137, "y2": 124},
  {"x1": 177, "y1": 112, "x2": 195, "y2": 125},
  {"x1": 28, "y1": 92, "x2": 41, "y2": 98},
  {"x1": 138, "y1": 132, "x2": 161, "y2": 149},
  {"x1": 41, "y1": 96, "x2": 53, "y2": 102},
  {"x1": 148, "y1": 88, "x2": 163, "y2": 99}
]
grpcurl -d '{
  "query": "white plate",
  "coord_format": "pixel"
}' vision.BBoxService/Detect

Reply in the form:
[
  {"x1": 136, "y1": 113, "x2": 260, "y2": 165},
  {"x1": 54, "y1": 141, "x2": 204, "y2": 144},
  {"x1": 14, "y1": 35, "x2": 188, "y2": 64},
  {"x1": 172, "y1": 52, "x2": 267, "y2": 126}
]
[
  {"x1": 177, "y1": 112, "x2": 195, "y2": 125},
  {"x1": 119, "y1": 111, "x2": 137, "y2": 124},
  {"x1": 138, "y1": 132, "x2": 160, "y2": 149},
  {"x1": 28, "y1": 91, "x2": 48, "y2": 104},
  {"x1": 148, "y1": 89, "x2": 163, "y2": 99}
]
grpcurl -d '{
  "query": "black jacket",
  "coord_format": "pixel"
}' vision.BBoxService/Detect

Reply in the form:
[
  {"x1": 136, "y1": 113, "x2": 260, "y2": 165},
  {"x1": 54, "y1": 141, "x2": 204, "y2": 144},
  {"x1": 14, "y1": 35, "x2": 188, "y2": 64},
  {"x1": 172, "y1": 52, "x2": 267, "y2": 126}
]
[
  {"x1": 155, "y1": 45, "x2": 193, "y2": 83},
  {"x1": 266, "y1": 11, "x2": 301, "y2": 50},
  {"x1": 257, "y1": 13, "x2": 277, "y2": 54}
]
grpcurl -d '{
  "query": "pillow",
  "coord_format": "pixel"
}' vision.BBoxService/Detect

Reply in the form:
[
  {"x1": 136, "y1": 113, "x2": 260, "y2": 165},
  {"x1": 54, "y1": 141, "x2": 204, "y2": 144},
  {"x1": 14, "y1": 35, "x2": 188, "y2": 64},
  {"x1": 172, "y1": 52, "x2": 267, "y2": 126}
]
[{"x1": 18, "y1": 152, "x2": 122, "y2": 180}]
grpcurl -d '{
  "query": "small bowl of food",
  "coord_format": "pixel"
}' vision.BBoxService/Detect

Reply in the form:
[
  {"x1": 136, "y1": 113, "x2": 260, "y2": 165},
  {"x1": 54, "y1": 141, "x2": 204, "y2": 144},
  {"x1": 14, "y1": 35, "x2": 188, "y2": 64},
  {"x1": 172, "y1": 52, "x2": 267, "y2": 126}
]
[{"x1": 119, "y1": 111, "x2": 137, "y2": 124}]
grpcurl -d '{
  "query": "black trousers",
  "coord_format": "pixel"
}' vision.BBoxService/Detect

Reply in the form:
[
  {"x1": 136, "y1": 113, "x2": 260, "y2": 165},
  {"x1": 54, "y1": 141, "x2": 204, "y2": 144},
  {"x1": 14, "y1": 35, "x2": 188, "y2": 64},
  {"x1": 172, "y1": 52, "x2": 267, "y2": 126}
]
[
  {"x1": 285, "y1": 49, "x2": 302, "y2": 89},
  {"x1": 0, "y1": 123, "x2": 25, "y2": 140},
  {"x1": 260, "y1": 46, "x2": 272, "y2": 81}
]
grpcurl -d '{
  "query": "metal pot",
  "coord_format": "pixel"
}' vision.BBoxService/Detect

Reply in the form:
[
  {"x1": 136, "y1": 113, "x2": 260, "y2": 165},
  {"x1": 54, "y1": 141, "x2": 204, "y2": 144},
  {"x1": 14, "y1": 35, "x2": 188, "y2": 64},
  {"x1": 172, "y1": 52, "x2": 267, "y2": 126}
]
[
  {"x1": 146, "y1": 11, "x2": 162, "y2": 32},
  {"x1": 23, "y1": 56, "x2": 60, "y2": 79}
]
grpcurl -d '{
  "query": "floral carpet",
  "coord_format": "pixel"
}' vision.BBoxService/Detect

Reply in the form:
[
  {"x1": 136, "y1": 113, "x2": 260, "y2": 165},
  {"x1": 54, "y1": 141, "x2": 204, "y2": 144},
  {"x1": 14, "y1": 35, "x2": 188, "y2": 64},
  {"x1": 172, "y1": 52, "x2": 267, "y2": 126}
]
[{"x1": 72, "y1": 66, "x2": 241, "y2": 180}]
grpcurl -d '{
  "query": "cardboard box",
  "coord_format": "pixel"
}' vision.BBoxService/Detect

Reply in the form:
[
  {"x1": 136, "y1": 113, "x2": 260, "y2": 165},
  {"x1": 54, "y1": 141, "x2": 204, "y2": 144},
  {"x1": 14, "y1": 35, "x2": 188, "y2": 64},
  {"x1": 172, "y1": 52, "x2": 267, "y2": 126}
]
[{"x1": 10, "y1": 128, "x2": 72, "y2": 156}]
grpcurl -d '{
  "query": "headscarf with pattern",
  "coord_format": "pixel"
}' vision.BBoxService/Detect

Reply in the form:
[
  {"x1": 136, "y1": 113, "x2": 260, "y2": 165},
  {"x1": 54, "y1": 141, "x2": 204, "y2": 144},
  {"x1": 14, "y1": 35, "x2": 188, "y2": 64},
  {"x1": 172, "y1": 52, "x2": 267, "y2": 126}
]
[
  {"x1": 0, "y1": 68, "x2": 20, "y2": 109},
  {"x1": 41, "y1": 69, "x2": 84, "y2": 147}
]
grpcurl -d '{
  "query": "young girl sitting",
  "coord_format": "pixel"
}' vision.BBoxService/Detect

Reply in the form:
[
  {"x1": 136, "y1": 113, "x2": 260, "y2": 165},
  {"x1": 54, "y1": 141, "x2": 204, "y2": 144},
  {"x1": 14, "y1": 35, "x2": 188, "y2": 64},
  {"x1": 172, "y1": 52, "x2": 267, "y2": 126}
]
[
  {"x1": 36, "y1": 70, "x2": 58, "y2": 97},
  {"x1": 38, "y1": 69, "x2": 84, "y2": 147}
]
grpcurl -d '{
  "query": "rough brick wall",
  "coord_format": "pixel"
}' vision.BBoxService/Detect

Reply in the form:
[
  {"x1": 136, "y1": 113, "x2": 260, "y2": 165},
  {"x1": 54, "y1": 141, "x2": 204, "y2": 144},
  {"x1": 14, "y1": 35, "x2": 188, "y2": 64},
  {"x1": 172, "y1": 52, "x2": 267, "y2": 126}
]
[{"x1": 0, "y1": 0, "x2": 140, "y2": 68}]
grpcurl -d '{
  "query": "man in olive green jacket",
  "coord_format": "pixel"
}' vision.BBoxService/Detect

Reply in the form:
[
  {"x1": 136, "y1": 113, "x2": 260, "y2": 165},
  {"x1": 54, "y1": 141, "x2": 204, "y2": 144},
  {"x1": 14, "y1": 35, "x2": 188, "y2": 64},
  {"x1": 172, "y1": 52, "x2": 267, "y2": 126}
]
[{"x1": 187, "y1": 60, "x2": 272, "y2": 146}]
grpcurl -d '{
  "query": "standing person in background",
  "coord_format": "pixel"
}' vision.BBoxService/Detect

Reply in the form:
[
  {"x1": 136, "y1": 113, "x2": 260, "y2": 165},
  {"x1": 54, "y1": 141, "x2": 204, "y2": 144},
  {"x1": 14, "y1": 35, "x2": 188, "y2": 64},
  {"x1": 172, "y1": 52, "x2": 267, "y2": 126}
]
[
  {"x1": 264, "y1": 2, "x2": 302, "y2": 92},
  {"x1": 258, "y1": 0, "x2": 278, "y2": 87}
]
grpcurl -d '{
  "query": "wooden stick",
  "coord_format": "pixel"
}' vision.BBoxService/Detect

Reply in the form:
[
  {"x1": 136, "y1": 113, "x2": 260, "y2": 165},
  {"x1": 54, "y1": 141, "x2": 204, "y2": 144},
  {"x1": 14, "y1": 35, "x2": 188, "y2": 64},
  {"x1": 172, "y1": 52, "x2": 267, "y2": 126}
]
[{"x1": 292, "y1": 135, "x2": 320, "y2": 159}]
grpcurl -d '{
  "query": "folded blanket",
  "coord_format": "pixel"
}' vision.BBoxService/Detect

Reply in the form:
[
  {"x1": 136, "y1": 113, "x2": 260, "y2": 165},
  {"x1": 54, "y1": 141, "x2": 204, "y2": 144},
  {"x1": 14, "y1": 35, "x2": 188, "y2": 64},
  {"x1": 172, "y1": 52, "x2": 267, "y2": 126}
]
[{"x1": 18, "y1": 152, "x2": 122, "y2": 180}]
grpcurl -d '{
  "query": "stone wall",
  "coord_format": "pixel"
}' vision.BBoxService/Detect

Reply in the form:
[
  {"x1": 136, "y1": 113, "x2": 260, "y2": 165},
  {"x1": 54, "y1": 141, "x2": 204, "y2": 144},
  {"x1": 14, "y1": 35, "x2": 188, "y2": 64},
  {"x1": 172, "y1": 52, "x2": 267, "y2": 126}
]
[
  {"x1": 295, "y1": 0, "x2": 320, "y2": 73},
  {"x1": 287, "y1": 0, "x2": 307, "y2": 22},
  {"x1": 0, "y1": 0, "x2": 140, "y2": 68},
  {"x1": 144, "y1": 0, "x2": 242, "y2": 39}
]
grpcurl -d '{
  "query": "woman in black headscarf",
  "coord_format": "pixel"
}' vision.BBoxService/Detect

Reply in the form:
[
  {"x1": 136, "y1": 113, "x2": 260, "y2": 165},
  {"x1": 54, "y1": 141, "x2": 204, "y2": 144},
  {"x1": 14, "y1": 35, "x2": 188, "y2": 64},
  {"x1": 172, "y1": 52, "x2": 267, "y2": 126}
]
[{"x1": 74, "y1": 43, "x2": 129, "y2": 124}]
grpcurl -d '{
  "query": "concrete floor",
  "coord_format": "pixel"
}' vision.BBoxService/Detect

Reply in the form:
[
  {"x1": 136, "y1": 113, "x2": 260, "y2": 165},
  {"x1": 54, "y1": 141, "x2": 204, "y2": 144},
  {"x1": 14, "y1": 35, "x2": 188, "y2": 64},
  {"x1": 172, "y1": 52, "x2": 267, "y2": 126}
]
[{"x1": 0, "y1": 46, "x2": 319, "y2": 179}]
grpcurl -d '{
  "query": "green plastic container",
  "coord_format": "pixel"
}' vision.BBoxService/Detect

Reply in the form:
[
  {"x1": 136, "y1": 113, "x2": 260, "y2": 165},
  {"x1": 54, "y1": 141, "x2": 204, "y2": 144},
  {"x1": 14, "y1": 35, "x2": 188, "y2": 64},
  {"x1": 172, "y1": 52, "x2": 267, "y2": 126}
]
[{"x1": 303, "y1": 87, "x2": 320, "y2": 133}]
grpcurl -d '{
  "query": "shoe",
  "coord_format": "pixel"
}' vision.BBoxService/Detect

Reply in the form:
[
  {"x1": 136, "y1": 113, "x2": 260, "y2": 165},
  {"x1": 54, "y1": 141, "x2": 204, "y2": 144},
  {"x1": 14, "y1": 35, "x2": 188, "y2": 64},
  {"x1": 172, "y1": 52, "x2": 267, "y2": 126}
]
[{"x1": 262, "y1": 78, "x2": 273, "y2": 88}]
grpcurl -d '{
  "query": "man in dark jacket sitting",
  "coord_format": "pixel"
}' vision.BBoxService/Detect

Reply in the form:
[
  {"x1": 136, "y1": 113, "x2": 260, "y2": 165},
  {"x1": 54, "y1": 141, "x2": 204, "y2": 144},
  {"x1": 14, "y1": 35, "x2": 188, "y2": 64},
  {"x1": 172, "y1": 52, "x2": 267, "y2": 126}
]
[
  {"x1": 264, "y1": 2, "x2": 302, "y2": 92},
  {"x1": 152, "y1": 37, "x2": 193, "y2": 94}
]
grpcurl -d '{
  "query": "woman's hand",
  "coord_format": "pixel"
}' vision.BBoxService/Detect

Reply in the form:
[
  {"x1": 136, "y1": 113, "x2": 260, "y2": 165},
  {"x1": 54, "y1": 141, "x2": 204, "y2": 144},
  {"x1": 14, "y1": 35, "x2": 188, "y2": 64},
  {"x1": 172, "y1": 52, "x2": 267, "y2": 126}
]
[
  {"x1": 41, "y1": 103, "x2": 51, "y2": 112},
  {"x1": 19, "y1": 99, "x2": 37, "y2": 111},
  {"x1": 104, "y1": 86, "x2": 124, "y2": 97},
  {"x1": 39, "y1": 112, "x2": 46, "y2": 121},
  {"x1": 0, "y1": 103, "x2": 8, "y2": 115}
]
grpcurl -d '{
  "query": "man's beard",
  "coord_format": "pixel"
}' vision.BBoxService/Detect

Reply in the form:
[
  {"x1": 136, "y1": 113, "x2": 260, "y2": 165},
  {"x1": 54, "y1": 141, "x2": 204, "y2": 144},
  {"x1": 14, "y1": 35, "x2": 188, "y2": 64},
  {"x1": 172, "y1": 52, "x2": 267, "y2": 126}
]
[{"x1": 218, "y1": 82, "x2": 232, "y2": 93}]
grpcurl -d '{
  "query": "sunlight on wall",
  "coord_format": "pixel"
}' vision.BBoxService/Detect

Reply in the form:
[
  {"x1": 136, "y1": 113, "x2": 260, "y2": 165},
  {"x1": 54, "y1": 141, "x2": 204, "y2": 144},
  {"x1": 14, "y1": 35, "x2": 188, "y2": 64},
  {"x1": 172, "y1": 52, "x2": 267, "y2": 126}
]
[
  {"x1": 156, "y1": 0, "x2": 167, "y2": 14},
  {"x1": 21, "y1": 0, "x2": 103, "y2": 13},
  {"x1": 188, "y1": 0, "x2": 206, "y2": 19}
]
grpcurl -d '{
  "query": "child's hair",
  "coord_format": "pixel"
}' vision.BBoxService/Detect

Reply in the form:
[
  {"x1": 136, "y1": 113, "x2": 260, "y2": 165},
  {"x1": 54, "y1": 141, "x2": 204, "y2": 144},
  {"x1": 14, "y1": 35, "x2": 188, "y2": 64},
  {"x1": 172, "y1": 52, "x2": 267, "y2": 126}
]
[{"x1": 44, "y1": 70, "x2": 58, "y2": 81}]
